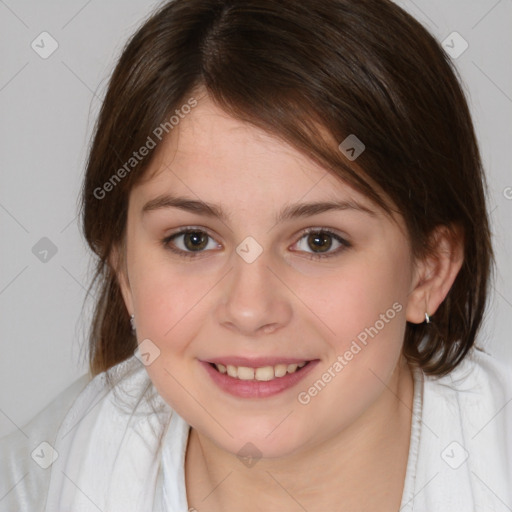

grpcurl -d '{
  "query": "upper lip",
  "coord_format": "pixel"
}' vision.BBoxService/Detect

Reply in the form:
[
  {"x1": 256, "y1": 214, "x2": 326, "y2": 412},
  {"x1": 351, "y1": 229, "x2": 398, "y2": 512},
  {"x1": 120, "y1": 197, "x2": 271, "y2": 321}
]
[{"x1": 203, "y1": 356, "x2": 314, "y2": 367}]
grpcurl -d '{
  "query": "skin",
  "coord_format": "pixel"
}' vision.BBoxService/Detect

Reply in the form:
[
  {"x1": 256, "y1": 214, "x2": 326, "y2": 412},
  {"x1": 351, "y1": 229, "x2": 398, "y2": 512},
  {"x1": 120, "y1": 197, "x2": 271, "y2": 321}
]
[{"x1": 113, "y1": 91, "x2": 463, "y2": 511}]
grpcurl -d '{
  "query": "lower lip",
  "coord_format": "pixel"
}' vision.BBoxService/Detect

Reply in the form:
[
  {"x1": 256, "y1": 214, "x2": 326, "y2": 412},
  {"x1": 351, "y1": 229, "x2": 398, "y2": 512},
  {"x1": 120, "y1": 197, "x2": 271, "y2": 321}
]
[{"x1": 200, "y1": 360, "x2": 319, "y2": 399}]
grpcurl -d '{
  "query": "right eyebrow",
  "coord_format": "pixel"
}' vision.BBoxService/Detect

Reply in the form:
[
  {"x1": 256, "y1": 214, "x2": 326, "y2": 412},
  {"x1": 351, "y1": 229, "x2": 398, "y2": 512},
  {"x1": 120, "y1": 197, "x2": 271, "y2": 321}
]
[{"x1": 142, "y1": 194, "x2": 226, "y2": 219}]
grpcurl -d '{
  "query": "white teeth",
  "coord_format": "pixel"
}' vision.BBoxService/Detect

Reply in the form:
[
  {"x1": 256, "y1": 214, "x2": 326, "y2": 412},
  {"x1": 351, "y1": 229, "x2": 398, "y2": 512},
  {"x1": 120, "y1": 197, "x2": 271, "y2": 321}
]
[
  {"x1": 255, "y1": 366, "x2": 274, "y2": 381},
  {"x1": 213, "y1": 361, "x2": 308, "y2": 381},
  {"x1": 237, "y1": 366, "x2": 255, "y2": 380},
  {"x1": 274, "y1": 364, "x2": 287, "y2": 378}
]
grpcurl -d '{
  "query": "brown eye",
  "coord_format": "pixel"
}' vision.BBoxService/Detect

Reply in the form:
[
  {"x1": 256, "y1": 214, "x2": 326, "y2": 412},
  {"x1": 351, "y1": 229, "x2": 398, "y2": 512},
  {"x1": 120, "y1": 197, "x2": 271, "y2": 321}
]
[
  {"x1": 293, "y1": 229, "x2": 350, "y2": 260},
  {"x1": 307, "y1": 232, "x2": 333, "y2": 253},
  {"x1": 183, "y1": 231, "x2": 209, "y2": 251},
  {"x1": 163, "y1": 229, "x2": 220, "y2": 258}
]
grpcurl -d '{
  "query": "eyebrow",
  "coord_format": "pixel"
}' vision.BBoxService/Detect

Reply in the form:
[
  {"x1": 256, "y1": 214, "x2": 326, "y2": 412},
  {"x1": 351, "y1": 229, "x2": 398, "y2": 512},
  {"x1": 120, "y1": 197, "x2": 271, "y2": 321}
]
[{"x1": 141, "y1": 193, "x2": 376, "y2": 223}]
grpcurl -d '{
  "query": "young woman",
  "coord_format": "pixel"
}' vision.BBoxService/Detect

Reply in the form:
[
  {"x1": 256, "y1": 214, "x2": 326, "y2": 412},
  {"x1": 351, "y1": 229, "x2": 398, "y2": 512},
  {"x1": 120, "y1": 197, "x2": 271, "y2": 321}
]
[{"x1": 2, "y1": 0, "x2": 511, "y2": 510}]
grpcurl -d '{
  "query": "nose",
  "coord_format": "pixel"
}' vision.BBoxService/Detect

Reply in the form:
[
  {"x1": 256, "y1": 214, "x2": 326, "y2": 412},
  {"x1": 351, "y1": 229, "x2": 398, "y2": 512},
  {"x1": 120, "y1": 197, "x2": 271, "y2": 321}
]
[{"x1": 215, "y1": 250, "x2": 293, "y2": 337}]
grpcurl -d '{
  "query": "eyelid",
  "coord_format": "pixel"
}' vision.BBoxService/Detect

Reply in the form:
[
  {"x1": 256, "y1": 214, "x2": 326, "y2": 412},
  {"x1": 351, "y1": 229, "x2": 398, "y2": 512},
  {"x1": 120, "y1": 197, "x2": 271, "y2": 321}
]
[
  {"x1": 290, "y1": 226, "x2": 351, "y2": 260},
  {"x1": 162, "y1": 226, "x2": 221, "y2": 257},
  {"x1": 295, "y1": 226, "x2": 350, "y2": 242},
  {"x1": 164, "y1": 225, "x2": 218, "y2": 240},
  {"x1": 162, "y1": 226, "x2": 351, "y2": 259}
]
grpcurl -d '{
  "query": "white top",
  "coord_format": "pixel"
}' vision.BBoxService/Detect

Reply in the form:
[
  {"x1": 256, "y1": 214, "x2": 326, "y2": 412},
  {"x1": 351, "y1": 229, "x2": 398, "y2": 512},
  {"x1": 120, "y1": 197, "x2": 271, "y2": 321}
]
[{"x1": 1, "y1": 347, "x2": 511, "y2": 511}]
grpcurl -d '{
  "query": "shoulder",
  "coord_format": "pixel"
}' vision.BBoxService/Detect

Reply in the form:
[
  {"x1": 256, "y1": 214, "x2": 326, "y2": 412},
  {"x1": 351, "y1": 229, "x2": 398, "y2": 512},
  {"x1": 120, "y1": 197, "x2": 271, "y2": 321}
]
[
  {"x1": 0, "y1": 356, "x2": 172, "y2": 511},
  {"x1": 414, "y1": 348, "x2": 512, "y2": 509},
  {"x1": 425, "y1": 347, "x2": 512, "y2": 414},
  {"x1": 0, "y1": 374, "x2": 91, "y2": 512}
]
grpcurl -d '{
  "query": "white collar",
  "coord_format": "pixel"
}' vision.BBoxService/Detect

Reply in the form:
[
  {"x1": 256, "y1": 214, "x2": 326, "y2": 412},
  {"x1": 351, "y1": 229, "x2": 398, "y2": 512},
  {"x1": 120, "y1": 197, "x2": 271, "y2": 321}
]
[{"x1": 45, "y1": 350, "x2": 511, "y2": 511}]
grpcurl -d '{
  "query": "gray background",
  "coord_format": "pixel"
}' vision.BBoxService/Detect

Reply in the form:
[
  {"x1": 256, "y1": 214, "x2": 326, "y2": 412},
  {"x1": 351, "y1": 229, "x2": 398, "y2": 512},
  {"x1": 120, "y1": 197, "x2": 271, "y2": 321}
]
[{"x1": 1, "y1": 0, "x2": 511, "y2": 439}]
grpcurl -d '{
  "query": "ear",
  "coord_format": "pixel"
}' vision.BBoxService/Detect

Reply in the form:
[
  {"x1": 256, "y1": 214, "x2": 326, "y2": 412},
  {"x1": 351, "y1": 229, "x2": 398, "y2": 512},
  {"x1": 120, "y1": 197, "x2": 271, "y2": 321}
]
[
  {"x1": 109, "y1": 243, "x2": 134, "y2": 316},
  {"x1": 406, "y1": 224, "x2": 464, "y2": 324}
]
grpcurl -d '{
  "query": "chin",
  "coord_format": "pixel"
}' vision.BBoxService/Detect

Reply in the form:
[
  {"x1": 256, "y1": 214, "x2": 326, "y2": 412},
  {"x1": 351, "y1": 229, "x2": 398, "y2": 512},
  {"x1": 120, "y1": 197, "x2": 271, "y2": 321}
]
[{"x1": 201, "y1": 416, "x2": 313, "y2": 461}]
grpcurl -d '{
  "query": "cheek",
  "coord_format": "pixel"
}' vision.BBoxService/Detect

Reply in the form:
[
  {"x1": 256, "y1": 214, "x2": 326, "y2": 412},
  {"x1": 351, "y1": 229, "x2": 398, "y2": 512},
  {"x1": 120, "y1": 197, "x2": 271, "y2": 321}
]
[
  {"x1": 128, "y1": 244, "x2": 204, "y2": 347},
  {"x1": 127, "y1": 253, "x2": 211, "y2": 412},
  {"x1": 291, "y1": 253, "x2": 410, "y2": 439},
  {"x1": 133, "y1": 273, "x2": 209, "y2": 345},
  {"x1": 299, "y1": 245, "x2": 411, "y2": 350},
  {"x1": 292, "y1": 242, "x2": 412, "y2": 420}
]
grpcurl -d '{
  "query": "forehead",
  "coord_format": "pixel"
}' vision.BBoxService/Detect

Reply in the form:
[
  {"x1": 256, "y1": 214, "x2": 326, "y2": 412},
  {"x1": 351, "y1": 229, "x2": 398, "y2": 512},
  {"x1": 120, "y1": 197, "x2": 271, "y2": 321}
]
[{"x1": 134, "y1": 95, "x2": 377, "y2": 214}]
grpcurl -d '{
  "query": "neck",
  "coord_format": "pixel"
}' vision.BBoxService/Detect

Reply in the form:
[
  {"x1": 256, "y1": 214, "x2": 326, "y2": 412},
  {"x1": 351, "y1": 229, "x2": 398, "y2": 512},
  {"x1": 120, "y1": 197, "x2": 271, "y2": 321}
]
[{"x1": 185, "y1": 358, "x2": 415, "y2": 512}]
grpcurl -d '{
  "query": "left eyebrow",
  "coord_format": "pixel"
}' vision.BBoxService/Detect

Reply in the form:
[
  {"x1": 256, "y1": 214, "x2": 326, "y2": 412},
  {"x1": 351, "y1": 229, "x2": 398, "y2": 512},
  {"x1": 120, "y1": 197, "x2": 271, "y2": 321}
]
[
  {"x1": 277, "y1": 199, "x2": 376, "y2": 222},
  {"x1": 141, "y1": 193, "x2": 376, "y2": 223}
]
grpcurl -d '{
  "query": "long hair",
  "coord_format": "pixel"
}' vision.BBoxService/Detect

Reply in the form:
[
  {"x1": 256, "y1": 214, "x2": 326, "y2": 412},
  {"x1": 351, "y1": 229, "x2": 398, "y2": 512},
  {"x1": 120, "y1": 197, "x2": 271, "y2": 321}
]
[{"x1": 81, "y1": 0, "x2": 493, "y2": 377}]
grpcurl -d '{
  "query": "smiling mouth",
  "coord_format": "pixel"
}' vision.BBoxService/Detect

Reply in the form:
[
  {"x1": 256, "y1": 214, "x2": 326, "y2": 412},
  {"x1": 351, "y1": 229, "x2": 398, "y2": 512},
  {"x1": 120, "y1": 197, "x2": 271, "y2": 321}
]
[{"x1": 209, "y1": 361, "x2": 311, "y2": 381}]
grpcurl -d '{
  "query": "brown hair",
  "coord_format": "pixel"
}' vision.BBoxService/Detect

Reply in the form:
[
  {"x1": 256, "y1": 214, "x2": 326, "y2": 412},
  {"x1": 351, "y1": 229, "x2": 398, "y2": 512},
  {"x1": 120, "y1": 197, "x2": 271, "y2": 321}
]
[{"x1": 81, "y1": 0, "x2": 493, "y2": 377}]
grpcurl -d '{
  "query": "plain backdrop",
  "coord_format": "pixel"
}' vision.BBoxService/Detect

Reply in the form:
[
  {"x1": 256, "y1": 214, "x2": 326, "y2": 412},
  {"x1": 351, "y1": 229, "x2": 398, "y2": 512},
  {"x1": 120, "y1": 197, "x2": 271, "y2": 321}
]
[{"x1": 1, "y1": 0, "x2": 511, "y2": 439}]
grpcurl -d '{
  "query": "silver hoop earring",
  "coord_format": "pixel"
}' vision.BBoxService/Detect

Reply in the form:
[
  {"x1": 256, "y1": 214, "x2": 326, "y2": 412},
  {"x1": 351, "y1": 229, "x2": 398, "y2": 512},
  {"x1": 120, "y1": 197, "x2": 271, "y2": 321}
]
[
  {"x1": 130, "y1": 314, "x2": 136, "y2": 332},
  {"x1": 424, "y1": 312, "x2": 431, "y2": 324}
]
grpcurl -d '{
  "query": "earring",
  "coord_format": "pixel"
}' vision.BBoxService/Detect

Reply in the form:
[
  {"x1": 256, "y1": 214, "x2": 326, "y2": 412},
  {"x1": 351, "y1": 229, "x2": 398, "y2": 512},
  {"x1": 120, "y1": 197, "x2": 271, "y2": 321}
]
[
  {"x1": 130, "y1": 314, "x2": 136, "y2": 331},
  {"x1": 424, "y1": 312, "x2": 431, "y2": 324}
]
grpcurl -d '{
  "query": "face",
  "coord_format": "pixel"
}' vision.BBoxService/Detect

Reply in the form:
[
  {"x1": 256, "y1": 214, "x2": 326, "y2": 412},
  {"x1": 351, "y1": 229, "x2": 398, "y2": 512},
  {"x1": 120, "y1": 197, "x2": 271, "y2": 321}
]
[{"x1": 116, "y1": 93, "x2": 417, "y2": 459}]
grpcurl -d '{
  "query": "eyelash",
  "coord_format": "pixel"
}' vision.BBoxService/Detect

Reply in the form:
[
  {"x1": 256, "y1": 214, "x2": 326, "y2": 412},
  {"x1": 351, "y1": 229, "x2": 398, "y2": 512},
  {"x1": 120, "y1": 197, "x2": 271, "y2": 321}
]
[{"x1": 162, "y1": 226, "x2": 351, "y2": 261}]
